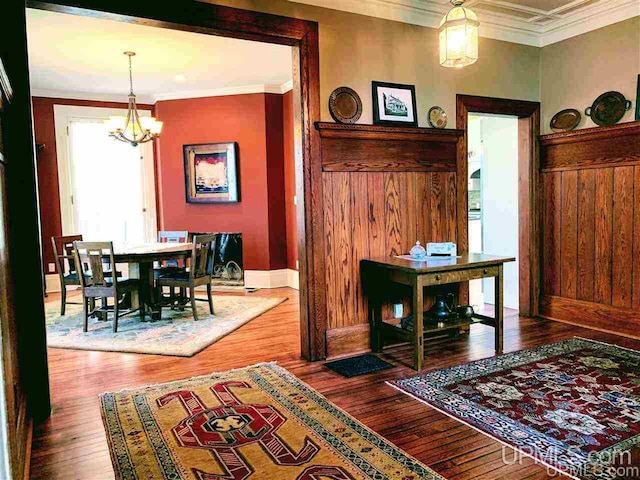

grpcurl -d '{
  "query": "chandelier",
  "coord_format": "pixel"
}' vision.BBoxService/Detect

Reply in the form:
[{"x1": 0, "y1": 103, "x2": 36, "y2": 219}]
[
  {"x1": 439, "y1": 0, "x2": 479, "y2": 68},
  {"x1": 106, "y1": 51, "x2": 162, "y2": 146}
]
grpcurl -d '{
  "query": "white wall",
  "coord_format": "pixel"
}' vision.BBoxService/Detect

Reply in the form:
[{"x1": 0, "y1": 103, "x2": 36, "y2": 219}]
[{"x1": 468, "y1": 115, "x2": 519, "y2": 310}]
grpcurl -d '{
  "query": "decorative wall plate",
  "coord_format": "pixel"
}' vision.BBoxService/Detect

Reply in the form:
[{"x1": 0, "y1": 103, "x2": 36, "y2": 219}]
[
  {"x1": 550, "y1": 108, "x2": 581, "y2": 132},
  {"x1": 585, "y1": 91, "x2": 632, "y2": 127},
  {"x1": 428, "y1": 106, "x2": 447, "y2": 129},
  {"x1": 328, "y1": 87, "x2": 363, "y2": 124}
]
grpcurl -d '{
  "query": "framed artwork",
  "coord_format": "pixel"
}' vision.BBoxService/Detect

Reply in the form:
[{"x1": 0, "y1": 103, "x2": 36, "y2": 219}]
[
  {"x1": 372, "y1": 81, "x2": 418, "y2": 127},
  {"x1": 183, "y1": 142, "x2": 239, "y2": 204}
]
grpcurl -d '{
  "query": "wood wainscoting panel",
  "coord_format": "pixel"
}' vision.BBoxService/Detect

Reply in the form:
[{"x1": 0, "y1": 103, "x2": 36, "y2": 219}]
[
  {"x1": 576, "y1": 170, "x2": 596, "y2": 302},
  {"x1": 540, "y1": 122, "x2": 640, "y2": 338},
  {"x1": 611, "y1": 166, "x2": 635, "y2": 309},
  {"x1": 634, "y1": 166, "x2": 640, "y2": 310},
  {"x1": 317, "y1": 123, "x2": 463, "y2": 355},
  {"x1": 593, "y1": 168, "x2": 614, "y2": 305},
  {"x1": 542, "y1": 172, "x2": 562, "y2": 296},
  {"x1": 560, "y1": 170, "x2": 578, "y2": 299},
  {"x1": 323, "y1": 171, "x2": 458, "y2": 352}
]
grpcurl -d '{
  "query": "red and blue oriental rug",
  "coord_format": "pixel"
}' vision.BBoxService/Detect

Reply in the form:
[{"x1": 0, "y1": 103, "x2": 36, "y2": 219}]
[
  {"x1": 390, "y1": 338, "x2": 640, "y2": 480},
  {"x1": 101, "y1": 362, "x2": 445, "y2": 479}
]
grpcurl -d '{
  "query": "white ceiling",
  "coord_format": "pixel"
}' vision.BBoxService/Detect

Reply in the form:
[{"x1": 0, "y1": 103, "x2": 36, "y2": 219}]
[
  {"x1": 26, "y1": 9, "x2": 293, "y2": 104},
  {"x1": 289, "y1": 0, "x2": 640, "y2": 46}
]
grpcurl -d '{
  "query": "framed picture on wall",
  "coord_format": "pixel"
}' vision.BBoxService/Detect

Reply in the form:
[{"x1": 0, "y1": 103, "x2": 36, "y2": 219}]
[
  {"x1": 183, "y1": 142, "x2": 239, "y2": 204},
  {"x1": 372, "y1": 81, "x2": 418, "y2": 127}
]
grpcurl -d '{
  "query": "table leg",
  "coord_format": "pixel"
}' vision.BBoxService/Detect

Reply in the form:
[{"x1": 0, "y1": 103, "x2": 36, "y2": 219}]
[
  {"x1": 494, "y1": 264, "x2": 504, "y2": 354},
  {"x1": 413, "y1": 276, "x2": 424, "y2": 371},
  {"x1": 128, "y1": 262, "x2": 141, "y2": 311},
  {"x1": 370, "y1": 293, "x2": 383, "y2": 353}
]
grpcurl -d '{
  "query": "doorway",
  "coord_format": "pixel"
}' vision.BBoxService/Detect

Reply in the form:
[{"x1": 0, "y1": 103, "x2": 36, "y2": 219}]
[
  {"x1": 467, "y1": 114, "x2": 519, "y2": 312},
  {"x1": 456, "y1": 95, "x2": 541, "y2": 317}
]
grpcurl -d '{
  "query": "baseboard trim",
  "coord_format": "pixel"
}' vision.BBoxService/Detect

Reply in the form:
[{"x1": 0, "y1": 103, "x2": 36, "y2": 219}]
[
  {"x1": 287, "y1": 269, "x2": 299, "y2": 290},
  {"x1": 326, "y1": 323, "x2": 371, "y2": 359},
  {"x1": 540, "y1": 295, "x2": 640, "y2": 340},
  {"x1": 45, "y1": 274, "x2": 61, "y2": 293},
  {"x1": 243, "y1": 269, "x2": 299, "y2": 289}
]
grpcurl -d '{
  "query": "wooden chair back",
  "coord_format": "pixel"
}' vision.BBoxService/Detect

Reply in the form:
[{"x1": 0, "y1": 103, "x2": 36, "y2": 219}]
[
  {"x1": 188, "y1": 231, "x2": 212, "y2": 243},
  {"x1": 73, "y1": 241, "x2": 117, "y2": 288},
  {"x1": 158, "y1": 231, "x2": 189, "y2": 243},
  {"x1": 190, "y1": 235, "x2": 216, "y2": 280},
  {"x1": 51, "y1": 235, "x2": 82, "y2": 276}
]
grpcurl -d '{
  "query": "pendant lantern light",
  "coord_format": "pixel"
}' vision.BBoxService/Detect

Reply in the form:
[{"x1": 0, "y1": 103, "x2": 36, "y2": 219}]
[{"x1": 439, "y1": 0, "x2": 479, "y2": 68}]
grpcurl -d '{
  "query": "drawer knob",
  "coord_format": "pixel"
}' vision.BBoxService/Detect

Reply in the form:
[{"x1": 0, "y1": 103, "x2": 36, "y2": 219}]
[{"x1": 435, "y1": 274, "x2": 441, "y2": 280}]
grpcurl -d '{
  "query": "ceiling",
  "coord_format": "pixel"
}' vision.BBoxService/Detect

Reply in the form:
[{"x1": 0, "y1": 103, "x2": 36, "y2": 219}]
[
  {"x1": 26, "y1": 9, "x2": 293, "y2": 104},
  {"x1": 289, "y1": 0, "x2": 640, "y2": 46}
]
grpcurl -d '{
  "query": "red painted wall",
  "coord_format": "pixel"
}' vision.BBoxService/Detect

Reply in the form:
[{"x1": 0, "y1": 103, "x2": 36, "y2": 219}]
[
  {"x1": 32, "y1": 97, "x2": 152, "y2": 272},
  {"x1": 154, "y1": 93, "x2": 288, "y2": 271},
  {"x1": 33, "y1": 93, "x2": 292, "y2": 274},
  {"x1": 283, "y1": 91, "x2": 298, "y2": 271}
]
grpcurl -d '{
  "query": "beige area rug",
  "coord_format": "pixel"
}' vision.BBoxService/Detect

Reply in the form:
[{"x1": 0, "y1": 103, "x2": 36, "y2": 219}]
[
  {"x1": 100, "y1": 363, "x2": 445, "y2": 480},
  {"x1": 45, "y1": 295, "x2": 286, "y2": 357}
]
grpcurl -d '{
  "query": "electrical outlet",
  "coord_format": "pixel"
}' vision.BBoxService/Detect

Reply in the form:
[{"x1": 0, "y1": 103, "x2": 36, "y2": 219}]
[
  {"x1": 393, "y1": 303, "x2": 403, "y2": 318},
  {"x1": 48, "y1": 263, "x2": 56, "y2": 273}
]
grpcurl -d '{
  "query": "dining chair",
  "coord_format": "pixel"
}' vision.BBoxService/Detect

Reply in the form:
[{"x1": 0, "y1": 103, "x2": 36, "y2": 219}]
[
  {"x1": 156, "y1": 234, "x2": 216, "y2": 321},
  {"x1": 156, "y1": 230, "x2": 189, "y2": 307},
  {"x1": 73, "y1": 241, "x2": 143, "y2": 332},
  {"x1": 51, "y1": 235, "x2": 83, "y2": 315}
]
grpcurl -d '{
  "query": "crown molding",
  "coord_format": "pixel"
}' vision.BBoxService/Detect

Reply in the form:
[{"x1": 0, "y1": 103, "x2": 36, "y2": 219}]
[
  {"x1": 32, "y1": 83, "x2": 295, "y2": 105},
  {"x1": 280, "y1": 80, "x2": 294, "y2": 94},
  {"x1": 540, "y1": 0, "x2": 640, "y2": 46},
  {"x1": 287, "y1": 0, "x2": 640, "y2": 47},
  {"x1": 153, "y1": 84, "x2": 286, "y2": 102},
  {"x1": 30, "y1": 88, "x2": 154, "y2": 105},
  {"x1": 289, "y1": 0, "x2": 541, "y2": 45}
]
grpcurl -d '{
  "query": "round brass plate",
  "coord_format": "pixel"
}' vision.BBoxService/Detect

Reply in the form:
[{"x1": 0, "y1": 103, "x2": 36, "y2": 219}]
[
  {"x1": 329, "y1": 87, "x2": 363, "y2": 124},
  {"x1": 585, "y1": 91, "x2": 632, "y2": 127},
  {"x1": 428, "y1": 106, "x2": 447, "y2": 129},
  {"x1": 550, "y1": 108, "x2": 581, "y2": 132}
]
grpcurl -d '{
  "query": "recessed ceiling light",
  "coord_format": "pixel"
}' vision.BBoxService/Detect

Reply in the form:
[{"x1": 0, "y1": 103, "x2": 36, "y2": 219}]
[{"x1": 174, "y1": 74, "x2": 187, "y2": 82}]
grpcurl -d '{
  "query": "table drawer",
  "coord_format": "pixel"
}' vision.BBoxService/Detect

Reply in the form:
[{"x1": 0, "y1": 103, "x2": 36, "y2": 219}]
[{"x1": 422, "y1": 265, "x2": 499, "y2": 286}]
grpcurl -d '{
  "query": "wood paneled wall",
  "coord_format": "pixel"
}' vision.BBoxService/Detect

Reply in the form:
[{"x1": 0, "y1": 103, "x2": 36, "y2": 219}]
[
  {"x1": 540, "y1": 122, "x2": 640, "y2": 338},
  {"x1": 316, "y1": 123, "x2": 463, "y2": 357}
]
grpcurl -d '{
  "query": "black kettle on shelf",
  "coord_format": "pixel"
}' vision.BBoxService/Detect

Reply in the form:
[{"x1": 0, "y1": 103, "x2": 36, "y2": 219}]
[{"x1": 425, "y1": 293, "x2": 456, "y2": 324}]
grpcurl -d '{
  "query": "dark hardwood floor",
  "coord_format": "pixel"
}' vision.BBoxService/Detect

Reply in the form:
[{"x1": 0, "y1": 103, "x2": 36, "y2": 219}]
[{"x1": 31, "y1": 287, "x2": 640, "y2": 479}]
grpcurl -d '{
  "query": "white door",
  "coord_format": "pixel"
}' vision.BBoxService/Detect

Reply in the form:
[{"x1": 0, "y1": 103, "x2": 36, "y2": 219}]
[{"x1": 55, "y1": 105, "x2": 157, "y2": 244}]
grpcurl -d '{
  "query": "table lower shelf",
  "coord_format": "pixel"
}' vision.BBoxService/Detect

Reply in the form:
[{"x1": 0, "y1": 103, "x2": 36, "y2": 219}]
[{"x1": 379, "y1": 313, "x2": 496, "y2": 343}]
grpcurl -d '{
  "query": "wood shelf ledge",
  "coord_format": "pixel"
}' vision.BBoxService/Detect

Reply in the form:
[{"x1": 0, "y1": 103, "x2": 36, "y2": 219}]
[
  {"x1": 315, "y1": 122, "x2": 464, "y2": 173},
  {"x1": 540, "y1": 120, "x2": 640, "y2": 146}
]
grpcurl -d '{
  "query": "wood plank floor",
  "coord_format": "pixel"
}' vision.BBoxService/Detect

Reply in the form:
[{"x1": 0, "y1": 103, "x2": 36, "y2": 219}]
[{"x1": 32, "y1": 287, "x2": 640, "y2": 479}]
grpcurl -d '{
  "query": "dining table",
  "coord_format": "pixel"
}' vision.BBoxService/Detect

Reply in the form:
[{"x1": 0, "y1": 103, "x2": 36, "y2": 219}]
[{"x1": 113, "y1": 242, "x2": 193, "y2": 321}]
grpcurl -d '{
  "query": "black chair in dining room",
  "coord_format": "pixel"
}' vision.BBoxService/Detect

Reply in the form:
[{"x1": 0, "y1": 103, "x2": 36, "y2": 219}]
[
  {"x1": 51, "y1": 234, "x2": 84, "y2": 315},
  {"x1": 155, "y1": 230, "x2": 189, "y2": 308},
  {"x1": 73, "y1": 241, "x2": 143, "y2": 332},
  {"x1": 156, "y1": 234, "x2": 216, "y2": 321},
  {"x1": 51, "y1": 234, "x2": 120, "y2": 315}
]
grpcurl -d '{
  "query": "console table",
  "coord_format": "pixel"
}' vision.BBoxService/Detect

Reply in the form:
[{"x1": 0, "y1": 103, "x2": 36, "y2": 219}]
[{"x1": 361, "y1": 254, "x2": 515, "y2": 370}]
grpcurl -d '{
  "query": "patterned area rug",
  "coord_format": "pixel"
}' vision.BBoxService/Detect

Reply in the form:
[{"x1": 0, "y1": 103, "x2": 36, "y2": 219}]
[
  {"x1": 45, "y1": 295, "x2": 285, "y2": 356},
  {"x1": 100, "y1": 363, "x2": 444, "y2": 480},
  {"x1": 391, "y1": 338, "x2": 640, "y2": 480}
]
